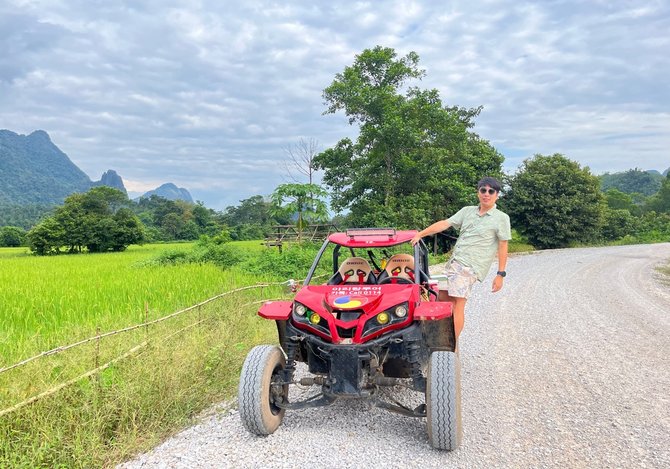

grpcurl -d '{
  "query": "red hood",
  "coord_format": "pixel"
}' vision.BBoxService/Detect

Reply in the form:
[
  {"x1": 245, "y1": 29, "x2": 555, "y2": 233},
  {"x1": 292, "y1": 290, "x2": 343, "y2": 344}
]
[{"x1": 295, "y1": 284, "x2": 416, "y2": 314}]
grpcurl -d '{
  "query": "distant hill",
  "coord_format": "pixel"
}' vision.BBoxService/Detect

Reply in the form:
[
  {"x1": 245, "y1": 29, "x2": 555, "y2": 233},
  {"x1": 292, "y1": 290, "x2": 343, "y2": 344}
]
[
  {"x1": 600, "y1": 168, "x2": 664, "y2": 196},
  {"x1": 92, "y1": 169, "x2": 127, "y2": 194},
  {"x1": 0, "y1": 129, "x2": 195, "y2": 228},
  {"x1": 140, "y1": 183, "x2": 193, "y2": 202},
  {"x1": 649, "y1": 168, "x2": 670, "y2": 177},
  {"x1": 0, "y1": 129, "x2": 91, "y2": 204}
]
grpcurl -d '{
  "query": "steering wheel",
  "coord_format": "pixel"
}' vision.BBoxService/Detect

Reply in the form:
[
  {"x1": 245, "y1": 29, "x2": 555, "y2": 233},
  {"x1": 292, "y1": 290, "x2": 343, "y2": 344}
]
[{"x1": 378, "y1": 276, "x2": 414, "y2": 285}]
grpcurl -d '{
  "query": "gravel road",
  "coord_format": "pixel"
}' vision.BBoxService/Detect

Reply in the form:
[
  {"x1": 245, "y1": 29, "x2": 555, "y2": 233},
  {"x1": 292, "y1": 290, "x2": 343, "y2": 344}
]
[{"x1": 119, "y1": 243, "x2": 670, "y2": 469}]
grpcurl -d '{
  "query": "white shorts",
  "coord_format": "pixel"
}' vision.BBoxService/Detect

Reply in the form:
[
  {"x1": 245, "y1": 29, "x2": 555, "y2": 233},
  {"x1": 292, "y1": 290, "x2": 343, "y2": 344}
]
[{"x1": 438, "y1": 260, "x2": 478, "y2": 299}]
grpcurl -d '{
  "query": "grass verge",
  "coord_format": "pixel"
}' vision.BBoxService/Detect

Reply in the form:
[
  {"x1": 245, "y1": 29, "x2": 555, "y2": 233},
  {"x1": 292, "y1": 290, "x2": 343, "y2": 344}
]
[
  {"x1": 0, "y1": 283, "x2": 283, "y2": 468},
  {"x1": 0, "y1": 241, "x2": 292, "y2": 467}
]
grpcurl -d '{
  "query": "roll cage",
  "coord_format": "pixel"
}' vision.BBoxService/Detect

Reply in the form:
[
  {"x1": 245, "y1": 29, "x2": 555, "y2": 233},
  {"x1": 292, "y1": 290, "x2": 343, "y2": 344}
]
[{"x1": 302, "y1": 228, "x2": 432, "y2": 287}]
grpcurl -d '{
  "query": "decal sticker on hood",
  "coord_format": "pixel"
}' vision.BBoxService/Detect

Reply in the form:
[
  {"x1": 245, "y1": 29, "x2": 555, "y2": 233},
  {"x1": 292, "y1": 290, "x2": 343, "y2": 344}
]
[
  {"x1": 327, "y1": 285, "x2": 383, "y2": 309},
  {"x1": 333, "y1": 295, "x2": 368, "y2": 308}
]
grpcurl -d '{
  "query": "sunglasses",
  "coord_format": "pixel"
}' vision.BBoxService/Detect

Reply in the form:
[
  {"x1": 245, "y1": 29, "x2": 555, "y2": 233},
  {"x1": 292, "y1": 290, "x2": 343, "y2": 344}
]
[{"x1": 478, "y1": 187, "x2": 497, "y2": 195}]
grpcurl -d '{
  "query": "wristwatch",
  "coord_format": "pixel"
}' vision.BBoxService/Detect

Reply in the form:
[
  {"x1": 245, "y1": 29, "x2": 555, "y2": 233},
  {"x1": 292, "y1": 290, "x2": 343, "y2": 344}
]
[{"x1": 496, "y1": 271, "x2": 506, "y2": 277}]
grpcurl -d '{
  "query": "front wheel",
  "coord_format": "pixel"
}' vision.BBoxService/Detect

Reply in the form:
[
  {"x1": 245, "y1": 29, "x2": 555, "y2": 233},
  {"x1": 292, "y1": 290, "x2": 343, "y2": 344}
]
[
  {"x1": 238, "y1": 345, "x2": 288, "y2": 435},
  {"x1": 426, "y1": 351, "x2": 462, "y2": 450}
]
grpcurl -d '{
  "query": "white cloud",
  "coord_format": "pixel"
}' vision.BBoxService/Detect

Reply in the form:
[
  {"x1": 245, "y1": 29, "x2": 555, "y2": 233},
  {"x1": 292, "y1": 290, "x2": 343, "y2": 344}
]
[{"x1": 1, "y1": 0, "x2": 669, "y2": 209}]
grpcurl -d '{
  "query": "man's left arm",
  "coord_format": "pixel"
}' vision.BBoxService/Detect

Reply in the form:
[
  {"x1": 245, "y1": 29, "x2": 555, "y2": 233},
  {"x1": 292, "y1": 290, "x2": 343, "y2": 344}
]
[{"x1": 492, "y1": 240, "x2": 508, "y2": 292}]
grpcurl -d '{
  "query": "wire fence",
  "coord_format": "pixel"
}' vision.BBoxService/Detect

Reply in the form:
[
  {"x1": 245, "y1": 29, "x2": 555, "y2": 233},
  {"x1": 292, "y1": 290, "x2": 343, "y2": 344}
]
[{"x1": 0, "y1": 278, "x2": 302, "y2": 418}]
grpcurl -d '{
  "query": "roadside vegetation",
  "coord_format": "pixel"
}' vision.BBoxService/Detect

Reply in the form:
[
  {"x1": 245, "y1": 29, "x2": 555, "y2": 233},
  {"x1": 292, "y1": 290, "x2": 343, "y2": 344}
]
[
  {"x1": 0, "y1": 241, "x2": 302, "y2": 467},
  {"x1": 657, "y1": 260, "x2": 670, "y2": 286}
]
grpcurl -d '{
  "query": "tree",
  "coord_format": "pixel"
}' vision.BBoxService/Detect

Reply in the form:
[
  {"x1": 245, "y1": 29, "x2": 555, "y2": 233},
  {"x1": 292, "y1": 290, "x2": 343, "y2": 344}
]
[
  {"x1": 644, "y1": 174, "x2": 670, "y2": 214},
  {"x1": 315, "y1": 46, "x2": 503, "y2": 228},
  {"x1": 221, "y1": 195, "x2": 276, "y2": 240},
  {"x1": 270, "y1": 183, "x2": 329, "y2": 240},
  {"x1": 604, "y1": 188, "x2": 640, "y2": 215},
  {"x1": 26, "y1": 218, "x2": 64, "y2": 255},
  {"x1": 504, "y1": 154, "x2": 605, "y2": 249},
  {"x1": 0, "y1": 226, "x2": 26, "y2": 247},
  {"x1": 26, "y1": 187, "x2": 145, "y2": 254},
  {"x1": 283, "y1": 137, "x2": 320, "y2": 184},
  {"x1": 601, "y1": 208, "x2": 637, "y2": 241}
]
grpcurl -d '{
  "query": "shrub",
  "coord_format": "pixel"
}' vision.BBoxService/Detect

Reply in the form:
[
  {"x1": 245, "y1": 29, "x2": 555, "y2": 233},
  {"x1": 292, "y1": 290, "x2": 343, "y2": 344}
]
[
  {"x1": 240, "y1": 243, "x2": 322, "y2": 280},
  {"x1": 0, "y1": 226, "x2": 26, "y2": 247},
  {"x1": 193, "y1": 243, "x2": 243, "y2": 269}
]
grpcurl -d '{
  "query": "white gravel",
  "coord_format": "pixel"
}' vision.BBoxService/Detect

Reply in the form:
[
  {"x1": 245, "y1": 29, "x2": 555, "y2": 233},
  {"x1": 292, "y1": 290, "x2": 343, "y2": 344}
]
[{"x1": 119, "y1": 243, "x2": 670, "y2": 469}]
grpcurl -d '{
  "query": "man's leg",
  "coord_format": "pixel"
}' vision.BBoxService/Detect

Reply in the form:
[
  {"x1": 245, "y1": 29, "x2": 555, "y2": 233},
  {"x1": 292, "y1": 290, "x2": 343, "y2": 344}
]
[{"x1": 438, "y1": 291, "x2": 467, "y2": 340}]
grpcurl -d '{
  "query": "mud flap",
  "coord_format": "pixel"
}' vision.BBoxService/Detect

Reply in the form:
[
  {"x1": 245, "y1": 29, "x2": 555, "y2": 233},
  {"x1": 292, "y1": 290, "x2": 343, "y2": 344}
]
[{"x1": 421, "y1": 317, "x2": 456, "y2": 353}]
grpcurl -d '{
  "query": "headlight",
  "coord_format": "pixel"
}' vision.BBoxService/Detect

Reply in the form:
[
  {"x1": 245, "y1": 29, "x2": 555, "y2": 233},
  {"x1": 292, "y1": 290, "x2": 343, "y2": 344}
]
[
  {"x1": 295, "y1": 304, "x2": 306, "y2": 316},
  {"x1": 394, "y1": 305, "x2": 407, "y2": 318},
  {"x1": 309, "y1": 313, "x2": 321, "y2": 325},
  {"x1": 362, "y1": 302, "x2": 410, "y2": 337},
  {"x1": 377, "y1": 312, "x2": 390, "y2": 324}
]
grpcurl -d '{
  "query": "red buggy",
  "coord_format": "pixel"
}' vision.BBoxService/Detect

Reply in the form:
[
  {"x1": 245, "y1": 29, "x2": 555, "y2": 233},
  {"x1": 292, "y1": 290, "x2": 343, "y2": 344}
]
[{"x1": 238, "y1": 228, "x2": 462, "y2": 450}]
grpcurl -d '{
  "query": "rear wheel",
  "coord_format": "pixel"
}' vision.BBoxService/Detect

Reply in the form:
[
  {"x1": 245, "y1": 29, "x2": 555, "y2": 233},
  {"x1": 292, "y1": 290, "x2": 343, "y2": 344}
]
[
  {"x1": 238, "y1": 345, "x2": 288, "y2": 435},
  {"x1": 426, "y1": 351, "x2": 462, "y2": 450}
]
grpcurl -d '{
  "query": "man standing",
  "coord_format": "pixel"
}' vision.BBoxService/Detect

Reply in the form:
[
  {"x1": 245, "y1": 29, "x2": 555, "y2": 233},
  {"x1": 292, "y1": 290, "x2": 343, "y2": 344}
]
[{"x1": 411, "y1": 177, "x2": 511, "y2": 341}]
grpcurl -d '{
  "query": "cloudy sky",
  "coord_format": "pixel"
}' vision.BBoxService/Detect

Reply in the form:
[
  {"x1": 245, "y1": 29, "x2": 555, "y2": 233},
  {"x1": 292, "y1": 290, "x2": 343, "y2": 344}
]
[{"x1": 1, "y1": 1, "x2": 668, "y2": 210}]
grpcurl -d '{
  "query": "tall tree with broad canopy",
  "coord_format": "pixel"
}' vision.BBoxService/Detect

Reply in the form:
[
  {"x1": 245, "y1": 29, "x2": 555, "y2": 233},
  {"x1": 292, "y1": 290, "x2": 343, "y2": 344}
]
[
  {"x1": 27, "y1": 187, "x2": 145, "y2": 254},
  {"x1": 503, "y1": 154, "x2": 605, "y2": 249},
  {"x1": 314, "y1": 46, "x2": 504, "y2": 228}
]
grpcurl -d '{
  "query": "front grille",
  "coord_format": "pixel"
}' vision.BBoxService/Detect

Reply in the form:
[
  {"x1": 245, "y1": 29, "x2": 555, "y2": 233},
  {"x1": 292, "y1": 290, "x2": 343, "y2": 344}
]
[
  {"x1": 336, "y1": 309, "x2": 363, "y2": 321},
  {"x1": 336, "y1": 326, "x2": 356, "y2": 338},
  {"x1": 335, "y1": 309, "x2": 362, "y2": 339}
]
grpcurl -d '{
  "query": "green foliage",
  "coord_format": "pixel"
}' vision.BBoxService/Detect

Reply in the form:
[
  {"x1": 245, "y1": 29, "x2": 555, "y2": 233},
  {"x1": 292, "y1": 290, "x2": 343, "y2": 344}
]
[
  {"x1": 504, "y1": 154, "x2": 605, "y2": 249},
  {"x1": 221, "y1": 195, "x2": 275, "y2": 241},
  {"x1": 604, "y1": 188, "x2": 641, "y2": 215},
  {"x1": 149, "y1": 248, "x2": 192, "y2": 265},
  {"x1": 134, "y1": 197, "x2": 227, "y2": 241},
  {"x1": 26, "y1": 187, "x2": 145, "y2": 255},
  {"x1": 0, "y1": 226, "x2": 26, "y2": 247},
  {"x1": 240, "y1": 243, "x2": 323, "y2": 279},
  {"x1": 145, "y1": 231, "x2": 243, "y2": 270},
  {"x1": 315, "y1": 46, "x2": 503, "y2": 228},
  {"x1": 145, "y1": 232, "x2": 320, "y2": 279},
  {"x1": 600, "y1": 168, "x2": 663, "y2": 196},
  {"x1": 636, "y1": 211, "x2": 670, "y2": 242},
  {"x1": 0, "y1": 204, "x2": 54, "y2": 229},
  {"x1": 192, "y1": 232, "x2": 242, "y2": 269},
  {"x1": 644, "y1": 174, "x2": 670, "y2": 214},
  {"x1": 270, "y1": 183, "x2": 329, "y2": 233},
  {"x1": 194, "y1": 243, "x2": 243, "y2": 269},
  {"x1": 0, "y1": 130, "x2": 91, "y2": 205},
  {"x1": 26, "y1": 218, "x2": 64, "y2": 255},
  {"x1": 601, "y1": 208, "x2": 638, "y2": 241}
]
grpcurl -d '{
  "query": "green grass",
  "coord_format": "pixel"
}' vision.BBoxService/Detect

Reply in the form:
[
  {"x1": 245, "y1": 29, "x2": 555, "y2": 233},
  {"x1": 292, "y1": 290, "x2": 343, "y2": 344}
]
[
  {"x1": 0, "y1": 241, "x2": 286, "y2": 467},
  {"x1": 0, "y1": 243, "x2": 272, "y2": 366}
]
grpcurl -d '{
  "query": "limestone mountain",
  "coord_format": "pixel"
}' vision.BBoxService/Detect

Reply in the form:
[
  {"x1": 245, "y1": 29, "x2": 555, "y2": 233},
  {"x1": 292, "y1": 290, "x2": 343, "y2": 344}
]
[
  {"x1": 0, "y1": 129, "x2": 194, "y2": 229},
  {"x1": 0, "y1": 129, "x2": 91, "y2": 204},
  {"x1": 93, "y1": 169, "x2": 127, "y2": 194},
  {"x1": 140, "y1": 183, "x2": 193, "y2": 202}
]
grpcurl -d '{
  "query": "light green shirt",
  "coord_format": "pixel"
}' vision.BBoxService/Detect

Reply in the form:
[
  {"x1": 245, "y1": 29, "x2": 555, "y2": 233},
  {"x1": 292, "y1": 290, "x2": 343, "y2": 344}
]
[{"x1": 447, "y1": 205, "x2": 512, "y2": 281}]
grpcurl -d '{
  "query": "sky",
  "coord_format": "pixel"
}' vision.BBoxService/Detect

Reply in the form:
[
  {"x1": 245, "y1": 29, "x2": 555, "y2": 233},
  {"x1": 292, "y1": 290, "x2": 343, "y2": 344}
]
[{"x1": 1, "y1": 0, "x2": 669, "y2": 210}]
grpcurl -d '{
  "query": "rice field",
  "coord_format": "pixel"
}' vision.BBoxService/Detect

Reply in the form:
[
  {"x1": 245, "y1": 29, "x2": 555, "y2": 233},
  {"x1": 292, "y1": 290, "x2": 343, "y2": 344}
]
[
  {"x1": 0, "y1": 241, "x2": 288, "y2": 467},
  {"x1": 0, "y1": 242, "x2": 269, "y2": 367}
]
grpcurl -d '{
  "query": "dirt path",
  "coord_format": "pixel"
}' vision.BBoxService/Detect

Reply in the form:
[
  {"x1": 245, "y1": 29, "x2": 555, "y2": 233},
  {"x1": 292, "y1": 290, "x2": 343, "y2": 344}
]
[{"x1": 120, "y1": 243, "x2": 670, "y2": 468}]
